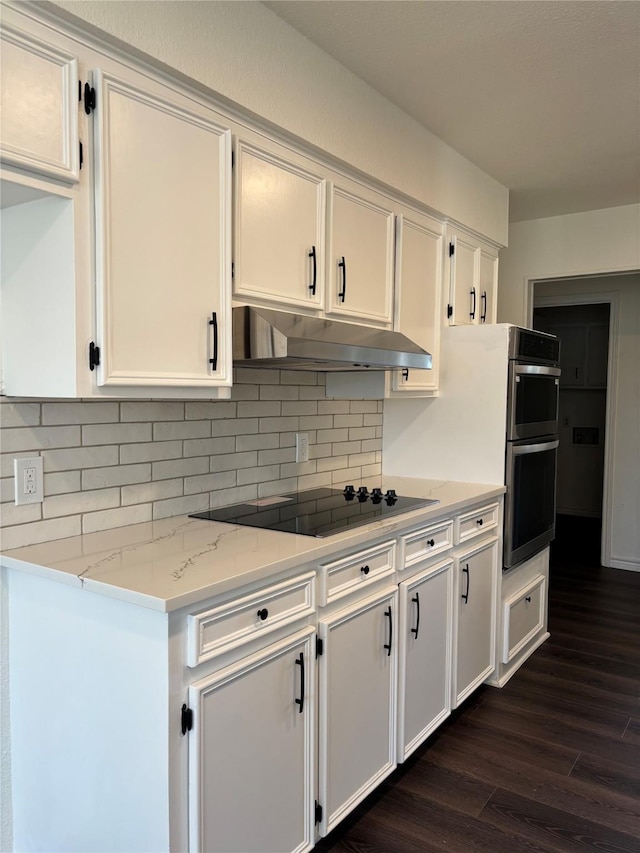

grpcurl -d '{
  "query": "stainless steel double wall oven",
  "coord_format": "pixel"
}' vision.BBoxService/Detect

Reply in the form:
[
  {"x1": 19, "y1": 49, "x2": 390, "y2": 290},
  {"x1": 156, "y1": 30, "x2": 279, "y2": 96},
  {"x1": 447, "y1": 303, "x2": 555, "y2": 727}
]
[{"x1": 504, "y1": 328, "x2": 561, "y2": 570}]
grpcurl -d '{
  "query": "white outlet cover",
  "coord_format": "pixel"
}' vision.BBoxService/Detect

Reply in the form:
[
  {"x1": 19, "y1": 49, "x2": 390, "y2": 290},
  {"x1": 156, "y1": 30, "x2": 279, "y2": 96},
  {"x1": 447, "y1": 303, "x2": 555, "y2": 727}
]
[{"x1": 14, "y1": 456, "x2": 44, "y2": 505}]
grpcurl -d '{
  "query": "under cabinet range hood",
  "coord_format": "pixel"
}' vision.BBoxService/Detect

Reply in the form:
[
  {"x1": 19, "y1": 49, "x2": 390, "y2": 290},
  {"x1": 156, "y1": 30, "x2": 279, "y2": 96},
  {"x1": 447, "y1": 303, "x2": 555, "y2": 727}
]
[{"x1": 232, "y1": 306, "x2": 432, "y2": 371}]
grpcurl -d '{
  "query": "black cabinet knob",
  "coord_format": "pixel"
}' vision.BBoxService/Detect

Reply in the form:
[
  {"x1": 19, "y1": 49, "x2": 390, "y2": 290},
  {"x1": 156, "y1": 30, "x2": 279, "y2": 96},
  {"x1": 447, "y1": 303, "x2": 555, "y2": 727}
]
[
  {"x1": 525, "y1": 596, "x2": 532, "y2": 603},
  {"x1": 257, "y1": 608, "x2": 269, "y2": 621},
  {"x1": 361, "y1": 565, "x2": 370, "y2": 575},
  {"x1": 476, "y1": 518, "x2": 484, "y2": 526},
  {"x1": 427, "y1": 538, "x2": 435, "y2": 547}
]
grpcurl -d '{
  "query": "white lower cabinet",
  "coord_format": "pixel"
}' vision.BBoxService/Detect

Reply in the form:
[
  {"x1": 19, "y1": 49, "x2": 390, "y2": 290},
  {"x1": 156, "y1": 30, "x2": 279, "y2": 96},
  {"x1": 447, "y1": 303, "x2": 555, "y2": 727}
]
[
  {"x1": 452, "y1": 537, "x2": 498, "y2": 706},
  {"x1": 188, "y1": 627, "x2": 316, "y2": 853},
  {"x1": 397, "y1": 558, "x2": 453, "y2": 761},
  {"x1": 317, "y1": 586, "x2": 398, "y2": 836}
]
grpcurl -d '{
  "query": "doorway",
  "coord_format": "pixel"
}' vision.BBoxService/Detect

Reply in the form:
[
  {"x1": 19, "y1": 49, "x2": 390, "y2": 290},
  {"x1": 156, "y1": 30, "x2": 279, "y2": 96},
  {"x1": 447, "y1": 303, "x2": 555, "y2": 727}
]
[{"x1": 531, "y1": 288, "x2": 616, "y2": 568}]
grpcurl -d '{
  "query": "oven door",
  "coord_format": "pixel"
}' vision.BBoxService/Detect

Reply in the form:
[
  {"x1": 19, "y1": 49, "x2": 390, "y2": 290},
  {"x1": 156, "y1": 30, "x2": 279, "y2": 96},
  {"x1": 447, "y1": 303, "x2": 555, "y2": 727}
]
[
  {"x1": 504, "y1": 437, "x2": 559, "y2": 570},
  {"x1": 507, "y1": 364, "x2": 560, "y2": 441}
]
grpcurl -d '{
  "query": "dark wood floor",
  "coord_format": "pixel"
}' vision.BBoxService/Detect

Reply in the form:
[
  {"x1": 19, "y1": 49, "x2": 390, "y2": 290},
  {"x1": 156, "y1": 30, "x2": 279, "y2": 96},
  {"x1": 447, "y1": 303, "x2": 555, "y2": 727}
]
[{"x1": 317, "y1": 516, "x2": 640, "y2": 852}]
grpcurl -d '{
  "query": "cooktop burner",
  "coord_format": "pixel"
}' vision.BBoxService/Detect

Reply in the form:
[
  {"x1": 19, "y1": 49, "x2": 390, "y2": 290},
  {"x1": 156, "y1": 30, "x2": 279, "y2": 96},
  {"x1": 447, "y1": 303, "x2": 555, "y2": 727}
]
[{"x1": 189, "y1": 486, "x2": 438, "y2": 537}]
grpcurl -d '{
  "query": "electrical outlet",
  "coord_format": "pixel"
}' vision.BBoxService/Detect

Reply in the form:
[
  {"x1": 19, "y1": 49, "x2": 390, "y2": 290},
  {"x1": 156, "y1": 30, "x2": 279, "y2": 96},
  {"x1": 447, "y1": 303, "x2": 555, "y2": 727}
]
[
  {"x1": 295, "y1": 433, "x2": 310, "y2": 463},
  {"x1": 14, "y1": 456, "x2": 44, "y2": 505}
]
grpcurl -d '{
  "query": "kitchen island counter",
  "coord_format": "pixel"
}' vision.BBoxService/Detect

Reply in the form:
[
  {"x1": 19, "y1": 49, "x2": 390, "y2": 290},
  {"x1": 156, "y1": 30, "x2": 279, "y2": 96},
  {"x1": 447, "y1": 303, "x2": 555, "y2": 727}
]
[{"x1": 1, "y1": 478, "x2": 505, "y2": 612}]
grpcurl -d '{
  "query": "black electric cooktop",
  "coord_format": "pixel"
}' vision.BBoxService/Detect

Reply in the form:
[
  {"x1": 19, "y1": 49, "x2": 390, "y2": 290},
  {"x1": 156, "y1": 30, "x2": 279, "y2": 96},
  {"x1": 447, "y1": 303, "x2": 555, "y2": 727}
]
[{"x1": 189, "y1": 486, "x2": 438, "y2": 538}]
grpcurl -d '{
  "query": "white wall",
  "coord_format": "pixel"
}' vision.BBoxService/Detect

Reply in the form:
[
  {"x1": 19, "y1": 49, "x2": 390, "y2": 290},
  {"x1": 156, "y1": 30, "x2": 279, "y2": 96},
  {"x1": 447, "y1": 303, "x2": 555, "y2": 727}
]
[
  {"x1": 48, "y1": 0, "x2": 508, "y2": 245},
  {"x1": 497, "y1": 207, "x2": 640, "y2": 571}
]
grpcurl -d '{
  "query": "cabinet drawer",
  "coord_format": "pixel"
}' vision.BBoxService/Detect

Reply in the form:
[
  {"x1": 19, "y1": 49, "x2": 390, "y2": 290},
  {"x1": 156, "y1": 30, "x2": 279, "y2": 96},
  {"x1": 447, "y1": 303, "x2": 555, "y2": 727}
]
[
  {"x1": 502, "y1": 574, "x2": 546, "y2": 664},
  {"x1": 319, "y1": 540, "x2": 396, "y2": 606},
  {"x1": 456, "y1": 502, "x2": 499, "y2": 544},
  {"x1": 187, "y1": 572, "x2": 316, "y2": 666},
  {"x1": 401, "y1": 520, "x2": 453, "y2": 570}
]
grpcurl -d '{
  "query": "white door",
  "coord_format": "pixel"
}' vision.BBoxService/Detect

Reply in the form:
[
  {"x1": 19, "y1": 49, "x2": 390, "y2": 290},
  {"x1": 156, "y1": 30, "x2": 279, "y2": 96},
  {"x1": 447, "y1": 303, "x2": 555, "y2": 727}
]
[
  {"x1": 234, "y1": 139, "x2": 325, "y2": 310},
  {"x1": 327, "y1": 184, "x2": 394, "y2": 325},
  {"x1": 453, "y1": 538, "x2": 498, "y2": 706},
  {"x1": 93, "y1": 69, "x2": 232, "y2": 389},
  {"x1": 392, "y1": 213, "x2": 443, "y2": 394},
  {"x1": 0, "y1": 24, "x2": 79, "y2": 182},
  {"x1": 318, "y1": 586, "x2": 397, "y2": 836},
  {"x1": 188, "y1": 628, "x2": 315, "y2": 853},
  {"x1": 449, "y1": 231, "x2": 478, "y2": 326},
  {"x1": 478, "y1": 248, "x2": 498, "y2": 324},
  {"x1": 397, "y1": 559, "x2": 453, "y2": 761}
]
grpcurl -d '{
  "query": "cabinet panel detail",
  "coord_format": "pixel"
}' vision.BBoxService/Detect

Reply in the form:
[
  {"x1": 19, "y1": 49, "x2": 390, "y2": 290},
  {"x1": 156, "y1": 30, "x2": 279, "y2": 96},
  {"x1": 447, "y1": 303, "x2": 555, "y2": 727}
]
[
  {"x1": 0, "y1": 25, "x2": 79, "y2": 182},
  {"x1": 187, "y1": 571, "x2": 316, "y2": 666},
  {"x1": 502, "y1": 574, "x2": 546, "y2": 664},
  {"x1": 401, "y1": 520, "x2": 453, "y2": 570},
  {"x1": 319, "y1": 540, "x2": 396, "y2": 606}
]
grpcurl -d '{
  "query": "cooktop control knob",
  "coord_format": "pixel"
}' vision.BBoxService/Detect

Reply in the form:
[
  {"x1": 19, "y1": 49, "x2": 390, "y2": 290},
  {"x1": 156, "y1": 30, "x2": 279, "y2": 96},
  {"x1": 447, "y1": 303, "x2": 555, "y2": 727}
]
[
  {"x1": 343, "y1": 485, "x2": 356, "y2": 500},
  {"x1": 385, "y1": 489, "x2": 397, "y2": 505},
  {"x1": 371, "y1": 487, "x2": 383, "y2": 504},
  {"x1": 357, "y1": 486, "x2": 369, "y2": 502}
]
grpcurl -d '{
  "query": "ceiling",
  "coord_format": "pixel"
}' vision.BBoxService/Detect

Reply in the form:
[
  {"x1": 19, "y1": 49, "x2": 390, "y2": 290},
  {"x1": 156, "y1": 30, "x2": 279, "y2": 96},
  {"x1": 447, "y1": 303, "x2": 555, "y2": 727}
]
[{"x1": 264, "y1": 1, "x2": 640, "y2": 222}]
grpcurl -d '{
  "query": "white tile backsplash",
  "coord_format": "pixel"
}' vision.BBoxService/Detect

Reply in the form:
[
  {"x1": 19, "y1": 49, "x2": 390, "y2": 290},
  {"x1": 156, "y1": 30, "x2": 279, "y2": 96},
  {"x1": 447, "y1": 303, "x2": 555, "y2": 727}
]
[{"x1": 0, "y1": 371, "x2": 383, "y2": 548}]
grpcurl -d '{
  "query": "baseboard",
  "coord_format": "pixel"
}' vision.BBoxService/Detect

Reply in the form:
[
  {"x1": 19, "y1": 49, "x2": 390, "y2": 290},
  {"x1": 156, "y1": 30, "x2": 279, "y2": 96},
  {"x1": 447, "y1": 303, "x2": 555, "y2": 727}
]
[
  {"x1": 485, "y1": 631, "x2": 550, "y2": 689},
  {"x1": 608, "y1": 558, "x2": 640, "y2": 572}
]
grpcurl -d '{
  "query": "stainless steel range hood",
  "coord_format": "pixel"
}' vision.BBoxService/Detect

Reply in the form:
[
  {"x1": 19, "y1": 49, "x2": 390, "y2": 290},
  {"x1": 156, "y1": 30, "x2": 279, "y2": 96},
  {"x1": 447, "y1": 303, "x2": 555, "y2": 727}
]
[{"x1": 232, "y1": 306, "x2": 432, "y2": 371}]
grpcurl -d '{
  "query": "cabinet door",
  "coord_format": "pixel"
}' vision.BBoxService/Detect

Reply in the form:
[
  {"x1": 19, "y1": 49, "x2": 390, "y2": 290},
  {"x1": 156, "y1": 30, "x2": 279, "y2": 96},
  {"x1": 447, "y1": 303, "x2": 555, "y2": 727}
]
[
  {"x1": 448, "y1": 230, "x2": 477, "y2": 326},
  {"x1": 0, "y1": 24, "x2": 79, "y2": 183},
  {"x1": 453, "y1": 538, "x2": 498, "y2": 706},
  {"x1": 188, "y1": 628, "x2": 315, "y2": 853},
  {"x1": 556, "y1": 325, "x2": 586, "y2": 387},
  {"x1": 93, "y1": 69, "x2": 232, "y2": 389},
  {"x1": 318, "y1": 587, "x2": 397, "y2": 835},
  {"x1": 478, "y1": 248, "x2": 498, "y2": 324},
  {"x1": 327, "y1": 184, "x2": 394, "y2": 325},
  {"x1": 586, "y1": 323, "x2": 609, "y2": 387},
  {"x1": 392, "y1": 214, "x2": 443, "y2": 395},
  {"x1": 398, "y1": 559, "x2": 452, "y2": 761},
  {"x1": 234, "y1": 139, "x2": 325, "y2": 310}
]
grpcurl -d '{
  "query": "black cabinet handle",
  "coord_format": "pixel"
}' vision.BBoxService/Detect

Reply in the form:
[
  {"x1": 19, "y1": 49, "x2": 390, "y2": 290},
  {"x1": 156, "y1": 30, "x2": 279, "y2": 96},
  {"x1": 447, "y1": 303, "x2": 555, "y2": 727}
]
[
  {"x1": 295, "y1": 652, "x2": 304, "y2": 714},
  {"x1": 208, "y1": 312, "x2": 218, "y2": 371},
  {"x1": 361, "y1": 564, "x2": 370, "y2": 576},
  {"x1": 427, "y1": 538, "x2": 435, "y2": 547},
  {"x1": 384, "y1": 605, "x2": 393, "y2": 656},
  {"x1": 410, "y1": 592, "x2": 420, "y2": 639},
  {"x1": 461, "y1": 564, "x2": 470, "y2": 604},
  {"x1": 402, "y1": 368, "x2": 409, "y2": 381},
  {"x1": 476, "y1": 518, "x2": 484, "y2": 526},
  {"x1": 470, "y1": 287, "x2": 476, "y2": 320},
  {"x1": 525, "y1": 595, "x2": 532, "y2": 603},
  {"x1": 308, "y1": 246, "x2": 317, "y2": 296},
  {"x1": 338, "y1": 256, "x2": 347, "y2": 303},
  {"x1": 481, "y1": 291, "x2": 487, "y2": 322},
  {"x1": 257, "y1": 608, "x2": 269, "y2": 621}
]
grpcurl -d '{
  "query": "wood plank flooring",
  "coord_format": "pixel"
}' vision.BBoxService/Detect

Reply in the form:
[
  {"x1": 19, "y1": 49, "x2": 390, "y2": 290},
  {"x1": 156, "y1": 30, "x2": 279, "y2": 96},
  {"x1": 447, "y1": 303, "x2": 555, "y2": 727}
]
[{"x1": 316, "y1": 518, "x2": 640, "y2": 852}]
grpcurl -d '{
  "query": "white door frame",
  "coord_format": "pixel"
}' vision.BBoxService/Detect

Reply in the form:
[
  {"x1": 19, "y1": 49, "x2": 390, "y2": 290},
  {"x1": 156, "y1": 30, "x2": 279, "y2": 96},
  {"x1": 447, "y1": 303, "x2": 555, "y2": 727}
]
[{"x1": 531, "y1": 288, "x2": 620, "y2": 569}]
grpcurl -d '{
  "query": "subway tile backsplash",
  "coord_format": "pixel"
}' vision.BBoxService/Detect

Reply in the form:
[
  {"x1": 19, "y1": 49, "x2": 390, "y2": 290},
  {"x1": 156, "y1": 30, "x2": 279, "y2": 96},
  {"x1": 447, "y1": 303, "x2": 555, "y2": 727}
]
[{"x1": 0, "y1": 370, "x2": 383, "y2": 550}]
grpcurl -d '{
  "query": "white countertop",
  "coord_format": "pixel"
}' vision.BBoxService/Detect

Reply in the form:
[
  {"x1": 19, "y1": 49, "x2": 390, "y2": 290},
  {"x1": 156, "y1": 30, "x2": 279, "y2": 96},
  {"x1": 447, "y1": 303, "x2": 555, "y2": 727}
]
[{"x1": 0, "y1": 478, "x2": 505, "y2": 612}]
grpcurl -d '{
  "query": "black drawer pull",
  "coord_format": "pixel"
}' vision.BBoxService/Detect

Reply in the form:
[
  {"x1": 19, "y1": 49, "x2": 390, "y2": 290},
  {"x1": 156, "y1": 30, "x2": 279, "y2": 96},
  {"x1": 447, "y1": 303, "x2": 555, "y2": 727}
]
[
  {"x1": 525, "y1": 596, "x2": 532, "y2": 603},
  {"x1": 402, "y1": 368, "x2": 409, "y2": 381},
  {"x1": 481, "y1": 291, "x2": 487, "y2": 322},
  {"x1": 470, "y1": 287, "x2": 476, "y2": 319},
  {"x1": 361, "y1": 564, "x2": 370, "y2": 575},
  {"x1": 308, "y1": 246, "x2": 317, "y2": 295},
  {"x1": 338, "y1": 256, "x2": 347, "y2": 302},
  {"x1": 295, "y1": 652, "x2": 305, "y2": 714},
  {"x1": 476, "y1": 518, "x2": 484, "y2": 526},
  {"x1": 208, "y1": 312, "x2": 218, "y2": 371},
  {"x1": 257, "y1": 608, "x2": 269, "y2": 621},
  {"x1": 384, "y1": 605, "x2": 393, "y2": 656},
  {"x1": 461, "y1": 564, "x2": 470, "y2": 604},
  {"x1": 410, "y1": 592, "x2": 420, "y2": 639},
  {"x1": 427, "y1": 538, "x2": 435, "y2": 547}
]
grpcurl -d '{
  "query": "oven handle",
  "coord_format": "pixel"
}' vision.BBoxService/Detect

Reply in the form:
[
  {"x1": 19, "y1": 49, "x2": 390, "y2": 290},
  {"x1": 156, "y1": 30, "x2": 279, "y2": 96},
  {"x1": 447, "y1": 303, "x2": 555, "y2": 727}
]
[
  {"x1": 514, "y1": 365, "x2": 561, "y2": 377},
  {"x1": 512, "y1": 439, "x2": 560, "y2": 456}
]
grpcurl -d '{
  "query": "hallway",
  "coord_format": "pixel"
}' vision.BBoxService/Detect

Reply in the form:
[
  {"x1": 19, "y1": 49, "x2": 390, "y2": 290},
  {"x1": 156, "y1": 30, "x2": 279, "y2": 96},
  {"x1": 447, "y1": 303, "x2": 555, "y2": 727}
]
[{"x1": 318, "y1": 526, "x2": 640, "y2": 851}]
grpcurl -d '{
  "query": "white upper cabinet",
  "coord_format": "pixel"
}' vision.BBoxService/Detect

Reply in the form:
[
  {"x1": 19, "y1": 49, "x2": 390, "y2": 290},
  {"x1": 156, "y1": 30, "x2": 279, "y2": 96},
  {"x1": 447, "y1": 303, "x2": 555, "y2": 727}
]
[
  {"x1": 446, "y1": 225, "x2": 498, "y2": 326},
  {"x1": 93, "y1": 69, "x2": 232, "y2": 391},
  {"x1": 0, "y1": 23, "x2": 79, "y2": 184},
  {"x1": 327, "y1": 182, "x2": 395, "y2": 326},
  {"x1": 391, "y1": 212, "x2": 443, "y2": 395},
  {"x1": 234, "y1": 138, "x2": 326, "y2": 310}
]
